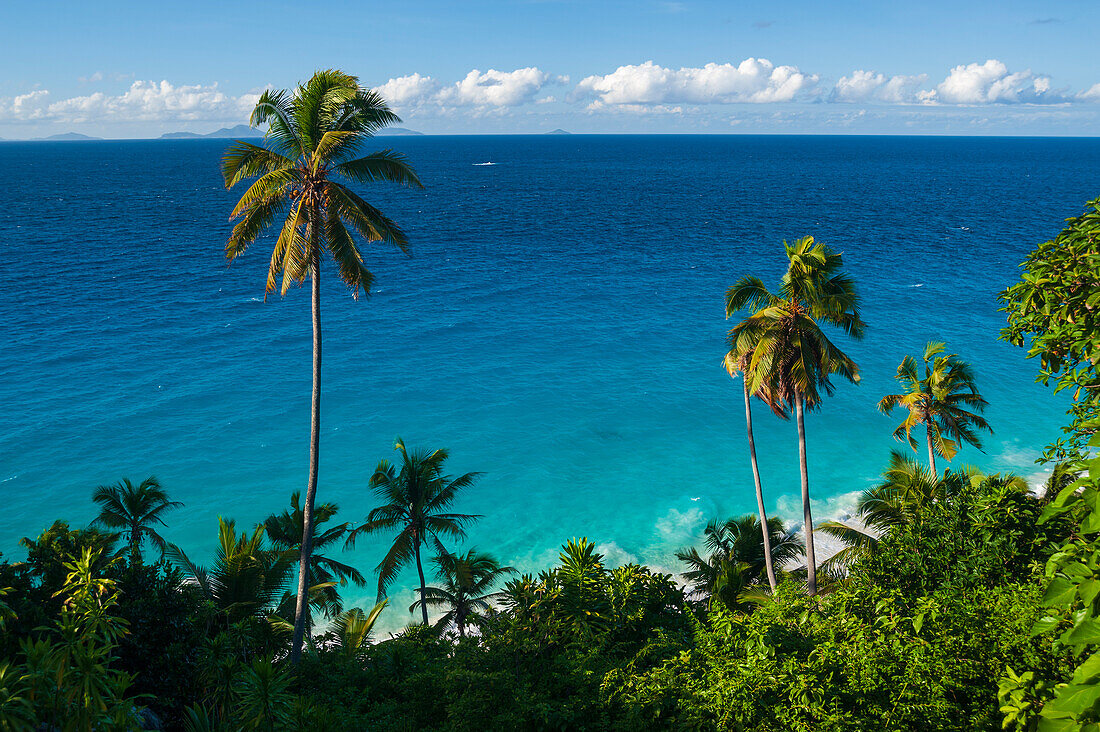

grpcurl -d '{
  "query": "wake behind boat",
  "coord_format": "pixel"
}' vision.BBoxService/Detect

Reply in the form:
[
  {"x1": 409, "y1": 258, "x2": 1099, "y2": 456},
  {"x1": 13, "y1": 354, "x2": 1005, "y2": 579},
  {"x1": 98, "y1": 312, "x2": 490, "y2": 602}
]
[{"x1": 473, "y1": 161, "x2": 497, "y2": 166}]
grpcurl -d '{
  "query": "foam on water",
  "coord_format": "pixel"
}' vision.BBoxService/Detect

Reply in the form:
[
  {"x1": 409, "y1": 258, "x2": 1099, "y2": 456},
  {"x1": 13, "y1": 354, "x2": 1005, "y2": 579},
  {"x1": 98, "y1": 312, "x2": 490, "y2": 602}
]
[{"x1": 1, "y1": 134, "x2": 1097, "y2": 632}]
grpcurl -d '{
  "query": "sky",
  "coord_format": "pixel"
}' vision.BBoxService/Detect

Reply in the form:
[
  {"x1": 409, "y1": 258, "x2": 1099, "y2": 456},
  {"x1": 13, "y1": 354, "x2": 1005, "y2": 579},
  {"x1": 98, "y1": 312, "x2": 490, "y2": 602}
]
[{"x1": 3, "y1": 0, "x2": 1099, "y2": 138}]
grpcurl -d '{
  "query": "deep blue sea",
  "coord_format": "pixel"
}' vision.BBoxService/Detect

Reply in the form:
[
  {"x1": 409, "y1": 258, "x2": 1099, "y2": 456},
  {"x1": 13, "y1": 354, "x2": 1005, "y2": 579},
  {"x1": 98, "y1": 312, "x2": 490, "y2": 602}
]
[{"x1": 1, "y1": 135, "x2": 1096, "y2": 628}]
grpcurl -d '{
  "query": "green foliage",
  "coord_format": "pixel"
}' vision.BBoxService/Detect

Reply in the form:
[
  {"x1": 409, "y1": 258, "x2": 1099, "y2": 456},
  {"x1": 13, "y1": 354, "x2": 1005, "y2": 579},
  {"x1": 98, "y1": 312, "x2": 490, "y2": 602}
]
[
  {"x1": 1000, "y1": 198, "x2": 1100, "y2": 462},
  {"x1": 1008, "y1": 437, "x2": 1100, "y2": 730},
  {"x1": 110, "y1": 560, "x2": 209, "y2": 727},
  {"x1": 414, "y1": 549, "x2": 514, "y2": 637},
  {"x1": 1, "y1": 547, "x2": 144, "y2": 731},
  {"x1": 264, "y1": 491, "x2": 363, "y2": 627},
  {"x1": 675, "y1": 515, "x2": 802, "y2": 610}
]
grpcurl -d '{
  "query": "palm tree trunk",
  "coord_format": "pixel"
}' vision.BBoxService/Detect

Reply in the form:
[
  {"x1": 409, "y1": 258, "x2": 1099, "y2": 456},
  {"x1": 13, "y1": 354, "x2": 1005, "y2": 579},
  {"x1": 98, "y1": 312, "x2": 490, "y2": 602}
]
[
  {"x1": 744, "y1": 382, "x2": 777, "y2": 592},
  {"x1": 290, "y1": 253, "x2": 322, "y2": 664},
  {"x1": 926, "y1": 425, "x2": 938, "y2": 476},
  {"x1": 414, "y1": 539, "x2": 429, "y2": 625},
  {"x1": 130, "y1": 528, "x2": 141, "y2": 567},
  {"x1": 796, "y1": 396, "x2": 817, "y2": 595}
]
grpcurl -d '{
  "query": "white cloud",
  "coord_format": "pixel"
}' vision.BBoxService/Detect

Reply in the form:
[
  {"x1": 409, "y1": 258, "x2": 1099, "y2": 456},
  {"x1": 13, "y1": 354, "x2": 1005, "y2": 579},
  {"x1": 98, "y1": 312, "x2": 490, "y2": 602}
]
[
  {"x1": 440, "y1": 67, "x2": 552, "y2": 106},
  {"x1": 373, "y1": 68, "x2": 556, "y2": 111},
  {"x1": 1077, "y1": 82, "x2": 1100, "y2": 101},
  {"x1": 574, "y1": 59, "x2": 819, "y2": 107},
  {"x1": 929, "y1": 59, "x2": 1062, "y2": 104},
  {"x1": 373, "y1": 72, "x2": 441, "y2": 107},
  {"x1": 832, "y1": 70, "x2": 928, "y2": 103},
  {"x1": 0, "y1": 80, "x2": 260, "y2": 123}
]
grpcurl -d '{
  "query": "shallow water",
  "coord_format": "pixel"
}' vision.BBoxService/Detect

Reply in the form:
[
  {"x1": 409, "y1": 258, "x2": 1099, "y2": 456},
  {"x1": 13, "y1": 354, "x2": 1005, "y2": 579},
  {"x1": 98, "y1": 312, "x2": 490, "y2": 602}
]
[{"x1": 1, "y1": 135, "x2": 1095, "y2": 627}]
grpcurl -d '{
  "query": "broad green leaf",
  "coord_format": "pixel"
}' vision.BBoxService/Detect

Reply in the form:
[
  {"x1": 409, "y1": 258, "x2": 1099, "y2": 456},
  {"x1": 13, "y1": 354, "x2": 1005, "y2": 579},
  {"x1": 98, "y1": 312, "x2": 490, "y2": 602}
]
[
  {"x1": 1043, "y1": 576, "x2": 1077, "y2": 608},
  {"x1": 1063, "y1": 618, "x2": 1100, "y2": 647}
]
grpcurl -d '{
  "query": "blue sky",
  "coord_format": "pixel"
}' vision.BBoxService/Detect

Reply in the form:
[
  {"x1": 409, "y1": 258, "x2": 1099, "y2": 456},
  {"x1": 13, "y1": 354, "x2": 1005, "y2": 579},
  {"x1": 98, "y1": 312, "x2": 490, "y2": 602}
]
[{"x1": 3, "y1": 0, "x2": 1099, "y2": 137}]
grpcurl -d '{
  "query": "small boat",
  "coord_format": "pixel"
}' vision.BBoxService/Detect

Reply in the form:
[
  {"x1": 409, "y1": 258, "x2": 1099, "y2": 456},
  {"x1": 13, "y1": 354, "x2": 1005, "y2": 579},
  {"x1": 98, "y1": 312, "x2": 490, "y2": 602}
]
[{"x1": 473, "y1": 161, "x2": 496, "y2": 166}]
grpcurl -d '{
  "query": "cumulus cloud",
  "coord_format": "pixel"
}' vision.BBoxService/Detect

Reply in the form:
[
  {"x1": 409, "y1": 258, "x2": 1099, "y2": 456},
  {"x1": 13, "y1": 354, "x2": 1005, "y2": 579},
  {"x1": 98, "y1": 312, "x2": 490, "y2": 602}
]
[
  {"x1": 373, "y1": 68, "x2": 556, "y2": 110},
  {"x1": 0, "y1": 80, "x2": 260, "y2": 123},
  {"x1": 440, "y1": 67, "x2": 552, "y2": 106},
  {"x1": 832, "y1": 70, "x2": 928, "y2": 103},
  {"x1": 929, "y1": 59, "x2": 1062, "y2": 104},
  {"x1": 574, "y1": 59, "x2": 818, "y2": 107},
  {"x1": 373, "y1": 72, "x2": 441, "y2": 107}
]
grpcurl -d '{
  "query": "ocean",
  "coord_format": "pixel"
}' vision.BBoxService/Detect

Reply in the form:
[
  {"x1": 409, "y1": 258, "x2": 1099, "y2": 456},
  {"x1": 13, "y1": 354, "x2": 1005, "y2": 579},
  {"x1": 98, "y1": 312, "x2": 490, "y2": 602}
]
[{"x1": 1, "y1": 134, "x2": 1096, "y2": 628}]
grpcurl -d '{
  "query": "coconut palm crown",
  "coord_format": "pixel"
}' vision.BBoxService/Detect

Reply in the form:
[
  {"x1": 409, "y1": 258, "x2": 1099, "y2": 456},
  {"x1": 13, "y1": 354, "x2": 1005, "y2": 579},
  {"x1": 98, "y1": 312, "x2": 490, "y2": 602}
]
[
  {"x1": 412, "y1": 549, "x2": 515, "y2": 637},
  {"x1": 726, "y1": 236, "x2": 865, "y2": 411},
  {"x1": 263, "y1": 492, "x2": 364, "y2": 621},
  {"x1": 91, "y1": 476, "x2": 182, "y2": 565},
  {"x1": 222, "y1": 69, "x2": 422, "y2": 663},
  {"x1": 676, "y1": 515, "x2": 802, "y2": 606},
  {"x1": 878, "y1": 341, "x2": 992, "y2": 475}
]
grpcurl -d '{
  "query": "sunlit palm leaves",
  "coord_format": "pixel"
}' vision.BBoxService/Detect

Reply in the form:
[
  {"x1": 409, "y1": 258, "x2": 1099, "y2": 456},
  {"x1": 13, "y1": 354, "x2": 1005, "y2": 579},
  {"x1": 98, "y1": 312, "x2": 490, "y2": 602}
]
[
  {"x1": 878, "y1": 341, "x2": 992, "y2": 474},
  {"x1": 349, "y1": 439, "x2": 480, "y2": 624},
  {"x1": 725, "y1": 236, "x2": 864, "y2": 411},
  {"x1": 411, "y1": 549, "x2": 514, "y2": 637},
  {"x1": 91, "y1": 477, "x2": 182, "y2": 565},
  {"x1": 222, "y1": 70, "x2": 421, "y2": 299},
  {"x1": 331, "y1": 600, "x2": 389, "y2": 658}
]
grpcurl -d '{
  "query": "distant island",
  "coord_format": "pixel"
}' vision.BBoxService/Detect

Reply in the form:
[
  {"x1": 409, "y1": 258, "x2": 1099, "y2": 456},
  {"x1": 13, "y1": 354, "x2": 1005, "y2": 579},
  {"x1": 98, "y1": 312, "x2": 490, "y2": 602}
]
[
  {"x1": 376, "y1": 127, "x2": 424, "y2": 136},
  {"x1": 160, "y1": 124, "x2": 262, "y2": 140},
  {"x1": 33, "y1": 132, "x2": 102, "y2": 141},
  {"x1": 546, "y1": 128, "x2": 571, "y2": 135}
]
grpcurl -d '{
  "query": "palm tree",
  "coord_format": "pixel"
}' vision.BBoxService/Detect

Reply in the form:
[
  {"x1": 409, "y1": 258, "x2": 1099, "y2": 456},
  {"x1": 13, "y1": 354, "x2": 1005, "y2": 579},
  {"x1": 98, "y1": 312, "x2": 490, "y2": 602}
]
[
  {"x1": 412, "y1": 549, "x2": 514, "y2": 637},
  {"x1": 91, "y1": 477, "x2": 182, "y2": 566},
  {"x1": 878, "y1": 342, "x2": 991, "y2": 475},
  {"x1": 263, "y1": 492, "x2": 365, "y2": 626},
  {"x1": 676, "y1": 515, "x2": 802, "y2": 607},
  {"x1": 164, "y1": 518, "x2": 294, "y2": 632},
  {"x1": 349, "y1": 439, "x2": 480, "y2": 624},
  {"x1": 818, "y1": 453, "x2": 1025, "y2": 572},
  {"x1": 222, "y1": 69, "x2": 422, "y2": 662},
  {"x1": 818, "y1": 452, "x2": 971, "y2": 570},
  {"x1": 726, "y1": 236, "x2": 865, "y2": 595},
  {"x1": 723, "y1": 347, "x2": 786, "y2": 591},
  {"x1": 331, "y1": 600, "x2": 388, "y2": 658}
]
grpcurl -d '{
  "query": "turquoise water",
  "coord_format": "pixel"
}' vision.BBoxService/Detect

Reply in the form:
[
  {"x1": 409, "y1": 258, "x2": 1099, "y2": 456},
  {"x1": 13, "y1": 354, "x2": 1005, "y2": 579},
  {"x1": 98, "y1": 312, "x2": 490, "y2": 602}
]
[{"x1": 1, "y1": 135, "x2": 1095, "y2": 627}]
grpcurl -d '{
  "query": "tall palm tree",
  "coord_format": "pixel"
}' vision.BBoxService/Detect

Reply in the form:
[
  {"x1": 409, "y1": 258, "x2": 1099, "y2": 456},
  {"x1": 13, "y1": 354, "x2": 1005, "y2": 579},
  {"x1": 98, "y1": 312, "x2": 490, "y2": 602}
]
[
  {"x1": 263, "y1": 492, "x2": 365, "y2": 624},
  {"x1": 411, "y1": 549, "x2": 514, "y2": 637},
  {"x1": 723, "y1": 347, "x2": 786, "y2": 591},
  {"x1": 726, "y1": 236, "x2": 865, "y2": 595},
  {"x1": 675, "y1": 515, "x2": 802, "y2": 607},
  {"x1": 222, "y1": 69, "x2": 422, "y2": 662},
  {"x1": 878, "y1": 341, "x2": 991, "y2": 475},
  {"x1": 91, "y1": 477, "x2": 182, "y2": 566},
  {"x1": 349, "y1": 439, "x2": 480, "y2": 624}
]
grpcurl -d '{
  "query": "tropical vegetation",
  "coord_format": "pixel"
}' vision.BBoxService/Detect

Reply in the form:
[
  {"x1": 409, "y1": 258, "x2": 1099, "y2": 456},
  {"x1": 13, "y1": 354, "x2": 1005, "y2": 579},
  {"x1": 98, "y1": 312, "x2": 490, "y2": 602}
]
[{"x1": 1, "y1": 71, "x2": 1097, "y2": 729}]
